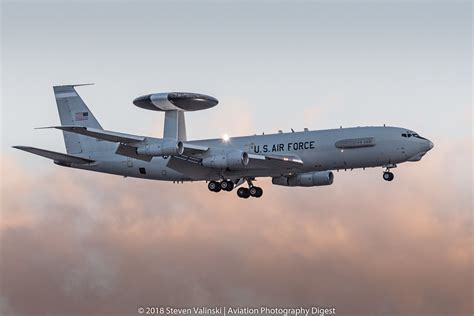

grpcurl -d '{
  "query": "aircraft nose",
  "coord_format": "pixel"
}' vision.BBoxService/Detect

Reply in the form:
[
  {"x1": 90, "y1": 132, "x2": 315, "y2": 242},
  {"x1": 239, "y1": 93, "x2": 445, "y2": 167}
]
[{"x1": 425, "y1": 139, "x2": 434, "y2": 151}]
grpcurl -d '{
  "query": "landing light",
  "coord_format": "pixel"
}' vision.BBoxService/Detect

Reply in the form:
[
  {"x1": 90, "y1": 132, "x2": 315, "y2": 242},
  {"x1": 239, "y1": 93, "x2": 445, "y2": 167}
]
[{"x1": 222, "y1": 134, "x2": 230, "y2": 142}]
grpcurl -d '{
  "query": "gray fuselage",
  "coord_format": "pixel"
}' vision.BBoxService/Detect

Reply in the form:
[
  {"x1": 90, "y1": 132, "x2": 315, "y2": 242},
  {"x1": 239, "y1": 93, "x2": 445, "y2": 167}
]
[{"x1": 73, "y1": 126, "x2": 433, "y2": 182}]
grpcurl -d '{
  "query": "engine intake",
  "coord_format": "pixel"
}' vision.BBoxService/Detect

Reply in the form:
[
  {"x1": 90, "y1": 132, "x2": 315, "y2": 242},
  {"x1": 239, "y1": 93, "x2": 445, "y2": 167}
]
[
  {"x1": 272, "y1": 171, "x2": 334, "y2": 187},
  {"x1": 136, "y1": 139, "x2": 184, "y2": 156},
  {"x1": 202, "y1": 150, "x2": 249, "y2": 169}
]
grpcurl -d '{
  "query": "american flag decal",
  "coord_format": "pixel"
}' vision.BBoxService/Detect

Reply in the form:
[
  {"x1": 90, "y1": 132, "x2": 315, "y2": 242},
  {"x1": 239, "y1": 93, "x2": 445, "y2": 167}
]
[{"x1": 74, "y1": 112, "x2": 89, "y2": 121}]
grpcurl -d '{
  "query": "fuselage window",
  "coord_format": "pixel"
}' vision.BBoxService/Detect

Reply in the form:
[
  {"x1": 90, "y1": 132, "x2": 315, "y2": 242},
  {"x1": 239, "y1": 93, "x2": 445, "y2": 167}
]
[{"x1": 139, "y1": 167, "x2": 146, "y2": 175}]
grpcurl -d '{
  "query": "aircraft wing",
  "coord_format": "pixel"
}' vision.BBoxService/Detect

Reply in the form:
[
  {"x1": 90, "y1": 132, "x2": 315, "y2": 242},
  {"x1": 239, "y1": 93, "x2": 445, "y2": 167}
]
[
  {"x1": 35, "y1": 126, "x2": 302, "y2": 171},
  {"x1": 168, "y1": 151, "x2": 303, "y2": 178},
  {"x1": 38, "y1": 126, "x2": 145, "y2": 144},
  {"x1": 173, "y1": 144, "x2": 302, "y2": 170},
  {"x1": 13, "y1": 146, "x2": 95, "y2": 164}
]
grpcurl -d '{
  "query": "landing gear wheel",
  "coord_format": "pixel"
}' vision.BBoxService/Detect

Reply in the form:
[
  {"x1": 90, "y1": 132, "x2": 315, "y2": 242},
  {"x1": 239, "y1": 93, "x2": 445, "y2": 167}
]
[
  {"x1": 249, "y1": 186, "x2": 263, "y2": 198},
  {"x1": 383, "y1": 172, "x2": 394, "y2": 181},
  {"x1": 220, "y1": 180, "x2": 234, "y2": 191},
  {"x1": 208, "y1": 181, "x2": 221, "y2": 192},
  {"x1": 249, "y1": 186, "x2": 258, "y2": 196},
  {"x1": 220, "y1": 180, "x2": 228, "y2": 190},
  {"x1": 237, "y1": 187, "x2": 250, "y2": 198}
]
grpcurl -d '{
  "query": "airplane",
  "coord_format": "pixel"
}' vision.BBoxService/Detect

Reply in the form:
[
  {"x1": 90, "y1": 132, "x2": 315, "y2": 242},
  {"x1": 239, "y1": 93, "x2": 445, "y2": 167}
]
[{"x1": 14, "y1": 84, "x2": 434, "y2": 199}]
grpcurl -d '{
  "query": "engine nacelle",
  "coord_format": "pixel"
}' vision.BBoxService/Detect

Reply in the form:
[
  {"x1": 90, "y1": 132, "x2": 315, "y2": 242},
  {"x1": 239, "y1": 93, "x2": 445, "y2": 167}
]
[
  {"x1": 272, "y1": 171, "x2": 334, "y2": 187},
  {"x1": 202, "y1": 150, "x2": 249, "y2": 169},
  {"x1": 136, "y1": 139, "x2": 184, "y2": 156}
]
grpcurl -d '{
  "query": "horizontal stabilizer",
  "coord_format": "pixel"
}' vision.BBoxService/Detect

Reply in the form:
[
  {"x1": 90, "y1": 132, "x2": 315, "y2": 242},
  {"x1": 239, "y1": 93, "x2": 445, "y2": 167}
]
[
  {"x1": 38, "y1": 126, "x2": 145, "y2": 143},
  {"x1": 13, "y1": 146, "x2": 95, "y2": 164}
]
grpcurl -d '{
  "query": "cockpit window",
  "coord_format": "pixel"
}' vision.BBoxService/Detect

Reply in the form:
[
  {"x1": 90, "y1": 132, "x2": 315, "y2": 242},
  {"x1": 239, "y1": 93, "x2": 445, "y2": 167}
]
[
  {"x1": 402, "y1": 131, "x2": 427, "y2": 140},
  {"x1": 413, "y1": 133, "x2": 427, "y2": 140}
]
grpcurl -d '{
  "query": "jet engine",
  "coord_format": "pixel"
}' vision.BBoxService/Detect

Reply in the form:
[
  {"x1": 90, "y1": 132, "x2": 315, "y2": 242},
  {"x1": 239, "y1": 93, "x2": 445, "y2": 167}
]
[
  {"x1": 201, "y1": 150, "x2": 249, "y2": 169},
  {"x1": 272, "y1": 171, "x2": 334, "y2": 187},
  {"x1": 136, "y1": 139, "x2": 184, "y2": 156}
]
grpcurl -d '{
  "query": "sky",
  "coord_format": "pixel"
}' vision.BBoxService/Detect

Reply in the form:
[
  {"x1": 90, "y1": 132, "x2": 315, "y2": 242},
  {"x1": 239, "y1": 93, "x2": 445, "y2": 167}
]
[{"x1": 0, "y1": 1, "x2": 472, "y2": 316}]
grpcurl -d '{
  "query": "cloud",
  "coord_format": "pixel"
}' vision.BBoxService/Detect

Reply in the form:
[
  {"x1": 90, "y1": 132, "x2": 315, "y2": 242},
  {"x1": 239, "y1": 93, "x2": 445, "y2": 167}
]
[{"x1": 0, "y1": 140, "x2": 472, "y2": 316}]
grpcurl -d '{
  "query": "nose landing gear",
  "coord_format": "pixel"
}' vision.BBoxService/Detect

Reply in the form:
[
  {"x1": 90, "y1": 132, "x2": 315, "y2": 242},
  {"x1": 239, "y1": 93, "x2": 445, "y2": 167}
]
[
  {"x1": 382, "y1": 164, "x2": 396, "y2": 181},
  {"x1": 383, "y1": 171, "x2": 394, "y2": 181}
]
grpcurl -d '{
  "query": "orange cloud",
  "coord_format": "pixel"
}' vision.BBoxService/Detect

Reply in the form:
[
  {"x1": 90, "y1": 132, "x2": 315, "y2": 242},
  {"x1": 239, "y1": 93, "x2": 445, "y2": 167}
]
[{"x1": 0, "y1": 139, "x2": 472, "y2": 316}]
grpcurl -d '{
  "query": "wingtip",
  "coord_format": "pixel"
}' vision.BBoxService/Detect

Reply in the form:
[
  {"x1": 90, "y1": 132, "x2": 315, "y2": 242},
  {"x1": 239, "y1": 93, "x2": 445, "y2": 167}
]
[
  {"x1": 53, "y1": 83, "x2": 95, "y2": 88},
  {"x1": 73, "y1": 83, "x2": 95, "y2": 87},
  {"x1": 35, "y1": 125, "x2": 77, "y2": 130},
  {"x1": 12, "y1": 145, "x2": 28, "y2": 150},
  {"x1": 35, "y1": 126, "x2": 53, "y2": 130}
]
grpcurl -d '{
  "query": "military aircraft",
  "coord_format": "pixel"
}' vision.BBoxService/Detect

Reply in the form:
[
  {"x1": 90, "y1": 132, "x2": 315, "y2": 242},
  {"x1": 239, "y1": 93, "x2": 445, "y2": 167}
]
[{"x1": 14, "y1": 84, "x2": 434, "y2": 198}]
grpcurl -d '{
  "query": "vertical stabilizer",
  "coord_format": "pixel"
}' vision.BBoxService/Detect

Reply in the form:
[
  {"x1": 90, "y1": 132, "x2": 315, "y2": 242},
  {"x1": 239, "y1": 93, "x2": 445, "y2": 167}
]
[{"x1": 53, "y1": 85, "x2": 107, "y2": 154}]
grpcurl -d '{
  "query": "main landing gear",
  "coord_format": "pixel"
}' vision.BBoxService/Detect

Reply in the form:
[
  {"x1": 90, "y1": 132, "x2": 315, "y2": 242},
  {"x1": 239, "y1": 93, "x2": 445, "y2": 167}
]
[
  {"x1": 383, "y1": 164, "x2": 396, "y2": 181},
  {"x1": 207, "y1": 178, "x2": 263, "y2": 198},
  {"x1": 236, "y1": 178, "x2": 263, "y2": 199},
  {"x1": 236, "y1": 186, "x2": 263, "y2": 198},
  {"x1": 208, "y1": 180, "x2": 234, "y2": 192}
]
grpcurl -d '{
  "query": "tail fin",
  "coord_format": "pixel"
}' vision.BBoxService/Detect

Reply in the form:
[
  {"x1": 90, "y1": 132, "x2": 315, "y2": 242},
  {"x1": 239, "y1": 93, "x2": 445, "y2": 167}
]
[{"x1": 53, "y1": 84, "x2": 106, "y2": 154}]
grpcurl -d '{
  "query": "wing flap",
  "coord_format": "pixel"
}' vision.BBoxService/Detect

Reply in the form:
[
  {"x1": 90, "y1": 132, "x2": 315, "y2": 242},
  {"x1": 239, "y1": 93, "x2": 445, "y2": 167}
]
[
  {"x1": 13, "y1": 146, "x2": 95, "y2": 164},
  {"x1": 166, "y1": 156, "x2": 211, "y2": 180},
  {"x1": 246, "y1": 153, "x2": 304, "y2": 169},
  {"x1": 181, "y1": 143, "x2": 209, "y2": 156}
]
